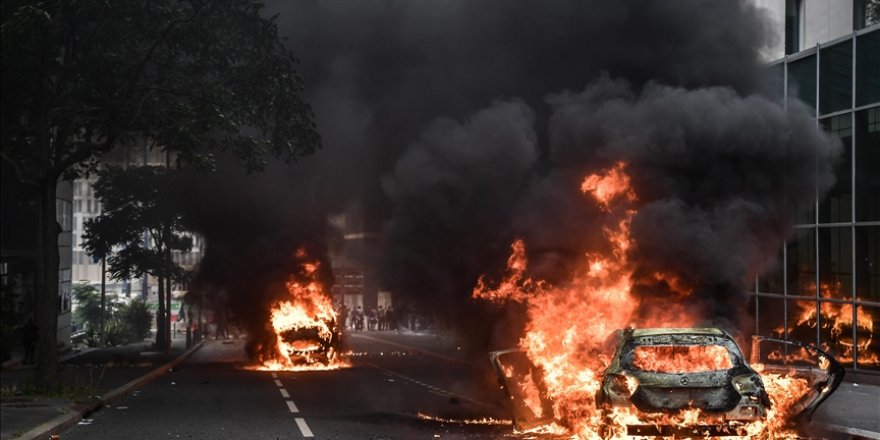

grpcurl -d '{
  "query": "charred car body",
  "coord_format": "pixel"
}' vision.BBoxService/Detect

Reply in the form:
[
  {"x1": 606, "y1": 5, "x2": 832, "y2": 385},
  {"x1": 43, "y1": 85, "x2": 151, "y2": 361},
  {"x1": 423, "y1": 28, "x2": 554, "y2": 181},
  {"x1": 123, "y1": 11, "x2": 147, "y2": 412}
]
[
  {"x1": 490, "y1": 327, "x2": 844, "y2": 437},
  {"x1": 597, "y1": 328, "x2": 770, "y2": 436},
  {"x1": 278, "y1": 319, "x2": 341, "y2": 365}
]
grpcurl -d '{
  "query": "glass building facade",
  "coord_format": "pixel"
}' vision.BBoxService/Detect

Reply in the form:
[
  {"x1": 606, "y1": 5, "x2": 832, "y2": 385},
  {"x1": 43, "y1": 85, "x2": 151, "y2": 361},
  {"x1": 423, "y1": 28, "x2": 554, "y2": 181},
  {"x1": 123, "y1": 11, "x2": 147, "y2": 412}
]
[{"x1": 754, "y1": 26, "x2": 880, "y2": 373}]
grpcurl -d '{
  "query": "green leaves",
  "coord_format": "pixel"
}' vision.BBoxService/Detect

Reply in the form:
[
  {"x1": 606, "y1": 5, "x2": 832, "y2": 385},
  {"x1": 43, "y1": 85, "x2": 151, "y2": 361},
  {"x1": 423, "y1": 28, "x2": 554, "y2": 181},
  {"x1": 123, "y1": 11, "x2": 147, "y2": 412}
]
[
  {"x1": 1, "y1": 0, "x2": 320, "y2": 183},
  {"x1": 83, "y1": 165, "x2": 193, "y2": 283}
]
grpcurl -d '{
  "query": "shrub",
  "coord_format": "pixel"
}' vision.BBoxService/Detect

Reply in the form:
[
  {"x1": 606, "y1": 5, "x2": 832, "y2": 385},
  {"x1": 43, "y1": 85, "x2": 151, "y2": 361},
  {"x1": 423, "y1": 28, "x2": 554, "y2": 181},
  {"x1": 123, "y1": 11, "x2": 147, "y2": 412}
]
[{"x1": 119, "y1": 299, "x2": 153, "y2": 341}]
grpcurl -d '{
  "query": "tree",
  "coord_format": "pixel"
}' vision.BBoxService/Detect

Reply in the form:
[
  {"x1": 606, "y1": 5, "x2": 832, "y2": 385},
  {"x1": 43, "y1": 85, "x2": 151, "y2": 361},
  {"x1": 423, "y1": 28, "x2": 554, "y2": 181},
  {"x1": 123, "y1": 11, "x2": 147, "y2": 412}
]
[
  {"x1": 83, "y1": 165, "x2": 193, "y2": 352},
  {"x1": 1, "y1": 0, "x2": 320, "y2": 388}
]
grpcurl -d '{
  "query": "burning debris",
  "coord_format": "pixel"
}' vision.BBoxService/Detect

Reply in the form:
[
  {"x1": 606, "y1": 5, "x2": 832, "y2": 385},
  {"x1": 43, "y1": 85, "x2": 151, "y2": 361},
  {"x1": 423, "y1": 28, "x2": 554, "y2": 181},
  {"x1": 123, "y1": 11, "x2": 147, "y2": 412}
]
[
  {"x1": 250, "y1": 248, "x2": 348, "y2": 371},
  {"x1": 475, "y1": 164, "x2": 845, "y2": 439}
]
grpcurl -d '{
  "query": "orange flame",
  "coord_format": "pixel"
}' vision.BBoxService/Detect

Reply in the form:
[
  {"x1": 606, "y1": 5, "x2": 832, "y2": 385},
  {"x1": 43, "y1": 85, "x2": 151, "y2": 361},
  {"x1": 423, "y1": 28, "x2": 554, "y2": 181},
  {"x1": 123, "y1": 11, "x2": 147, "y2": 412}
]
[
  {"x1": 773, "y1": 282, "x2": 878, "y2": 367},
  {"x1": 475, "y1": 162, "x2": 815, "y2": 439},
  {"x1": 255, "y1": 249, "x2": 349, "y2": 371}
]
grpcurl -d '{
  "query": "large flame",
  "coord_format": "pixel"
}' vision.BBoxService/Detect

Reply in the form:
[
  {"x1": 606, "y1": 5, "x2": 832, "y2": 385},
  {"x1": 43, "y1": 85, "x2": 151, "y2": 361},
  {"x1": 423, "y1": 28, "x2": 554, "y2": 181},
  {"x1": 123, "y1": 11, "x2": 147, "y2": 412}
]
[
  {"x1": 474, "y1": 162, "x2": 818, "y2": 439},
  {"x1": 773, "y1": 283, "x2": 878, "y2": 367},
  {"x1": 256, "y1": 249, "x2": 349, "y2": 371}
]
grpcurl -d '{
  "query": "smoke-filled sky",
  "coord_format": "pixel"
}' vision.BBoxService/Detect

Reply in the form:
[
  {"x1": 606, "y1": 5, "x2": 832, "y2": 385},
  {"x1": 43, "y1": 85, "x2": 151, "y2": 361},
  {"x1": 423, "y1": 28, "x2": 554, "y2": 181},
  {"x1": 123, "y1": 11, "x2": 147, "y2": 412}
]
[{"x1": 176, "y1": 0, "x2": 841, "y2": 338}]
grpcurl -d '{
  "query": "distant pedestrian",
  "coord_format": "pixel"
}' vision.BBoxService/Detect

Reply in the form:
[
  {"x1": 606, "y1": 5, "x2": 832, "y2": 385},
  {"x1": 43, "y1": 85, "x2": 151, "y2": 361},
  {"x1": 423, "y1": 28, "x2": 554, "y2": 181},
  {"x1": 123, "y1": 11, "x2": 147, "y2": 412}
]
[
  {"x1": 386, "y1": 305, "x2": 396, "y2": 331},
  {"x1": 339, "y1": 303, "x2": 349, "y2": 331},
  {"x1": 368, "y1": 308, "x2": 377, "y2": 331},
  {"x1": 21, "y1": 318, "x2": 39, "y2": 365},
  {"x1": 377, "y1": 306, "x2": 386, "y2": 331},
  {"x1": 354, "y1": 306, "x2": 363, "y2": 331}
]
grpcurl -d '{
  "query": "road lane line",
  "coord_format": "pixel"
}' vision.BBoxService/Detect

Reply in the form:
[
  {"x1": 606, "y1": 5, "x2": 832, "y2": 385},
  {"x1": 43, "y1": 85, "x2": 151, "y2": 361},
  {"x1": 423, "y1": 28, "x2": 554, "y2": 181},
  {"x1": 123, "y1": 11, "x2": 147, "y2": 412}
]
[
  {"x1": 295, "y1": 417, "x2": 314, "y2": 437},
  {"x1": 280, "y1": 388, "x2": 290, "y2": 398},
  {"x1": 271, "y1": 372, "x2": 278, "y2": 379},
  {"x1": 274, "y1": 379, "x2": 283, "y2": 387},
  {"x1": 364, "y1": 361, "x2": 494, "y2": 407},
  {"x1": 286, "y1": 400, "x2": 300, "y2": 413}
]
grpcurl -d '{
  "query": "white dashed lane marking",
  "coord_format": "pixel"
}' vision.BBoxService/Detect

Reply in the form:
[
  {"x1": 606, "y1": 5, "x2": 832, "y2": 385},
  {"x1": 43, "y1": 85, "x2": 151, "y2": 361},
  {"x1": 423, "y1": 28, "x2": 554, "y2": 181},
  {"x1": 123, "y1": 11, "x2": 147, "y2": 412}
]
[
  {"x1": 295, "y1": 417, "x2": 314, "y2": 438},
  {"x1": 286, "y1": 400, "x2": 300, "y2": 413},
  {"x1": 271, "y1": 372, "x2": 312, "y2": 437}
]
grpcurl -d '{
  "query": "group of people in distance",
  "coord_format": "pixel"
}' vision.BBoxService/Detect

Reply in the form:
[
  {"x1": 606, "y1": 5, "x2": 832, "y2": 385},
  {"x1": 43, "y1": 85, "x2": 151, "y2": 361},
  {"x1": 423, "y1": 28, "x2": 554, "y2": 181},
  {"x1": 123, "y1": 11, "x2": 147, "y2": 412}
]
[{"x1": 337, "y1": 303, "x2": 396, "y2": 332}]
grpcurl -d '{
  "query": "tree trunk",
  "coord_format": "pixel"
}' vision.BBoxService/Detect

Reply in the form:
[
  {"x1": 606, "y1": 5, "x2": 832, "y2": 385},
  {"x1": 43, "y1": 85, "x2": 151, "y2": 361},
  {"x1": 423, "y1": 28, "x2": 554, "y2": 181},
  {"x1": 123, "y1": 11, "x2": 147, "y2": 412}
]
[
  {"x1": 35, "y1": 176, "x2": 61, "y2": 389},
  {"x1": 156, "y1": 274, "x2": 165, "y2": 349},
  {"x1": 165, "y1": 274, "x2": 171, "y2": 354}
]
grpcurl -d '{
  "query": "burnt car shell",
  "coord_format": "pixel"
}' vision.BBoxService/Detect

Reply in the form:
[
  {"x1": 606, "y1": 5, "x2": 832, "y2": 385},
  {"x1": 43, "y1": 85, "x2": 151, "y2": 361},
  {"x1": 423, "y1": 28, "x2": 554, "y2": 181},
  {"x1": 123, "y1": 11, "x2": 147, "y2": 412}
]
[
  {"x1": 597, "y1": 327, "x2": 772, "y2": 433},
  {"x1": 490, "y1": 327, "x2": 844, "y2": 436},
  {"x1": 279, "y1": 321, "x2": 341, "y2": 365}
]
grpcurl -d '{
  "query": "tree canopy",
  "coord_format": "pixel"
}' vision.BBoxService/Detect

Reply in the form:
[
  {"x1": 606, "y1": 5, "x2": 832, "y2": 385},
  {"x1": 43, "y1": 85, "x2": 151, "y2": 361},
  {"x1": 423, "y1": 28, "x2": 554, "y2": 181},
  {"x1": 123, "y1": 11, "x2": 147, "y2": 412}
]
[
  {"x1": 1, "y1": 0, "x2": 320, "y2": 183},
  {"x1": 0, "y1": 0, "x2": 320, "y2": 387},
  {"x1": 82, "y1": 166, "x2": 193, "y2": 282}
]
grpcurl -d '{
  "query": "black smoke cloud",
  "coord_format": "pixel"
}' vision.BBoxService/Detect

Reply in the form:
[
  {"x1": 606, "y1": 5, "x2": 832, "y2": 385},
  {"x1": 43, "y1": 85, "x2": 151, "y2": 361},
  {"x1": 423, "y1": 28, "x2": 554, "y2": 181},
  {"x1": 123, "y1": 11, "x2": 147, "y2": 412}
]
[{"x1": 174, "y1": 0, "x2": 840, "y2": 345}]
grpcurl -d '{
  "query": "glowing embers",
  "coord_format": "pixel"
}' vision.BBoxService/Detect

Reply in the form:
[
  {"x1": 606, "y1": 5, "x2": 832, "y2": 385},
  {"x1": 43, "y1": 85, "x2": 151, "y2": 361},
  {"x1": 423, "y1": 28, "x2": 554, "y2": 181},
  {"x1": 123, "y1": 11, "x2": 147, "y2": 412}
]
[
  {"x1": 631, "y1": 344, "x2": 733, "y2": 373},
  {"x1": 254, "y1": 249, "x2": 349, "y2": 371}
]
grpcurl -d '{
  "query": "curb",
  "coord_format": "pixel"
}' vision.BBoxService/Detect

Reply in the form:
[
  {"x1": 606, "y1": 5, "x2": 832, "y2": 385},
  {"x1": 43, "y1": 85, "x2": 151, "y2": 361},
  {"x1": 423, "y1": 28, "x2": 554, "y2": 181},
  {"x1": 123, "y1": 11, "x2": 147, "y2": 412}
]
[{"x1": 18, "y1": 340, "x2": 208, "y2": 440}]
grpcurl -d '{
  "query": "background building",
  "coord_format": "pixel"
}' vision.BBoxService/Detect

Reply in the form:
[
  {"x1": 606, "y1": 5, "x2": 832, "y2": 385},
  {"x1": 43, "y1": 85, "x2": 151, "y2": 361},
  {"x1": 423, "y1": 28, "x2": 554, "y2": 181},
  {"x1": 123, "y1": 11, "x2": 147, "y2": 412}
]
[
  {"x1": 0, "y1": 179, "x2": 73, "y2": 349},
  {"x1": 750, "y1": 0, "x2": 879, "y2": 375},
  {"x1": 70, "y1": 144, "x2": 204, "y2": 329}
]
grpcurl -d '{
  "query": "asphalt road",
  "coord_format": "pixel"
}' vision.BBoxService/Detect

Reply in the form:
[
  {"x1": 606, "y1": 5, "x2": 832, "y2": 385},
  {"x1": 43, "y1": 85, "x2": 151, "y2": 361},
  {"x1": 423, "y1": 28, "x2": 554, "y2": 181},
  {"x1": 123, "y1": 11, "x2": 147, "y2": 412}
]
[{"x1": 59, "y1": 332, "x2": 522, "y2": 440}]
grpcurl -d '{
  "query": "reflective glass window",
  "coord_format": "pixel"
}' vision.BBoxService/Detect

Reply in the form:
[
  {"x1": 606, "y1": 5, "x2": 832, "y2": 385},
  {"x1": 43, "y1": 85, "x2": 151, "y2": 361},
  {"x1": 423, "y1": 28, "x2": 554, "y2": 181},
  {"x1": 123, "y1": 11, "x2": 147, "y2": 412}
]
[
  {"x1": 787, "y1": 228, "x2": 817, "y2": 296},
  {"x1": 757, "y1": 296, "x2": 786, "y2": 339},
  {"x1": 819, "y1": 114, "x2": 853, "y2": 223},
  {"x1": 818, "y1": 227, "x2": 853, "y2": 299},
  {"x1": 855, "y1": 108, "x2": 880, "y2": 221},
  {"x1": 856, "y1": 305, "x2": 879, "y2": 370},
  {"x1": 856, "y1": 30, "x2": 880, "y2": 106},
  {"x1": 820, "y1": 41, "x2": 853, "y2": 115},
  {"x1": 855, "y1": 226, "x2": 880, "y2": 301},
  {"x1": 788, "y1": 55, "x2": 817, "y2": 111},
  {"x1": 759, "y1": 247, "x2": 785, "y2": 294},
  {"x1": 785, "y1": 299, "x2": 820, "y2": 346}
]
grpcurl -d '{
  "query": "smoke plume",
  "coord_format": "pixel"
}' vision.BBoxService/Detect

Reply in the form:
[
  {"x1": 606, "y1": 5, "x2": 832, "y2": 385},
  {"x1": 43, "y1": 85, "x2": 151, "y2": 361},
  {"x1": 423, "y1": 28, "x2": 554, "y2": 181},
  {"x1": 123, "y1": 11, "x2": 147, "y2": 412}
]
[{"x1": 173, "y1": 0, "x2": 841, "y2": 346}]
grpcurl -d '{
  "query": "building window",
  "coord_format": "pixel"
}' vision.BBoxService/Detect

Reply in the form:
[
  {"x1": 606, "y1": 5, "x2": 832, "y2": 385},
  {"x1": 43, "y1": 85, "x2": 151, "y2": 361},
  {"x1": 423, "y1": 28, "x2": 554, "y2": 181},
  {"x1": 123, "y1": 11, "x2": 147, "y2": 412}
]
[
  {"x1": 856, "y1": 30, "x2": 880, "y2": 107},
  {"x1": 788, "y1": 54, "x2": 817, "y2": 112},
  {"x1": 758, "y1": 248, "x2": 784, "y2": 295},
  {"x1": 818, "y1": 227, "x2": 853, "y2": 299},
  {"x1": 855, "y1": 226, "x2": 880, "y2": 300},
  {"x1": 786, "y1": 0, "x2": 803, "y2": 55},
  {"x1": 854, "y1": 0, "x2": 880, "y2": 30},
  {"x1": 819, "y1": 41, "x2": 853, "y2": 115},
  {"x1": 855, "y1": 107, "x2": 880, "y2": 221},
  {"x1": 787, "y1": 228, "x2": 817, "y2": 297},
  {"x1": 819, "y1": 114, "x2": 853, "y2": 223}
]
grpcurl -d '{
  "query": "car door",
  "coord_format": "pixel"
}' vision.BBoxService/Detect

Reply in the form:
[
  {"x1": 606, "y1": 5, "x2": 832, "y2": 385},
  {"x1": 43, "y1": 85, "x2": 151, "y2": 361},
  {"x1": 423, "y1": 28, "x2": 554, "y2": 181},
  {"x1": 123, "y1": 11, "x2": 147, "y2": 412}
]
[
  {"x1": 488, "y1": 349, "x2": 555, "y2": 431},
  {"x1": 749, "y1": 336, "x2": 845, "y2": 423}
]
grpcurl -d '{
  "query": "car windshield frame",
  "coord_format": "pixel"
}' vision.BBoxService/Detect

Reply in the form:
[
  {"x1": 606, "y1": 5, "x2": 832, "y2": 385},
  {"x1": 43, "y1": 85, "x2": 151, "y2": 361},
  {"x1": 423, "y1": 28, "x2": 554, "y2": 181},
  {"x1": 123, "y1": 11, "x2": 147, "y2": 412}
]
[{"x1": 620, "y1": 333, "x2": 745, "y2": 373}]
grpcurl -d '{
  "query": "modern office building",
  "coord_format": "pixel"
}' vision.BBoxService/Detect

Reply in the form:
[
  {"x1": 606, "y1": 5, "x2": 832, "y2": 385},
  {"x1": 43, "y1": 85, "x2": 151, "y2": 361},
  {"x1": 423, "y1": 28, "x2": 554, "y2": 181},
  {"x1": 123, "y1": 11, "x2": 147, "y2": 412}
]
[
  {"x1": 750, "y1": 0, "x2": 879, "y2": 375},
  {"x1": 0, "y1": 179, "x2": 74, "y2": 349}
]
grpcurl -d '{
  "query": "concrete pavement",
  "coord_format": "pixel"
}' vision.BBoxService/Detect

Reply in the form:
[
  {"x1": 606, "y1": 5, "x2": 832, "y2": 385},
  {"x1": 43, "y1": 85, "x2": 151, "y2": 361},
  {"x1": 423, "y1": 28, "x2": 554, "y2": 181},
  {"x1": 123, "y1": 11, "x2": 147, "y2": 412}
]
[{"x1": 1, "y1": 335, "x2": 207, "y2": 440}]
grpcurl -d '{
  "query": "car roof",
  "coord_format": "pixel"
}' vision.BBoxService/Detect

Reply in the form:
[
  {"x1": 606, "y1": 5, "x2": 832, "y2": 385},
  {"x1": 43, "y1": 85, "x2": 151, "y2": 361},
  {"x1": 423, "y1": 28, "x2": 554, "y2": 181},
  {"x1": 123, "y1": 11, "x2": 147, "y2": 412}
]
[{"x1": 629, "y1": 327, "x2": 730, "y2": 338}]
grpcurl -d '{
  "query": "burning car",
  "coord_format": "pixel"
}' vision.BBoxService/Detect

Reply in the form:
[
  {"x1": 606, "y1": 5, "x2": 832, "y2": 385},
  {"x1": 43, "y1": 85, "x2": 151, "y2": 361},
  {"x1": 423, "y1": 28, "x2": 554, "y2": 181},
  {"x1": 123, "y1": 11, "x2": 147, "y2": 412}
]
[
  {"x1": 490, "y1": 328, "x2": 844, "y2": 438},
  {"x1": 595, "y1": 328, "x2": 770, "y2": 436},
  {"x1": 276, "y1": 317, "x2": 341, "y2": 366}
]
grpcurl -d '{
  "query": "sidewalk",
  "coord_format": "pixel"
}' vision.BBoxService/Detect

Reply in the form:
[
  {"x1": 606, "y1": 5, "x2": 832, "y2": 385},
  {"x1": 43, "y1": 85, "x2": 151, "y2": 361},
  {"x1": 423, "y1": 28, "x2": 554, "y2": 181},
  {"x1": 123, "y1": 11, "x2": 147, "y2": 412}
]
[
  {"x1": 1, "y1": 335, "x2": 205, "y2": 440},
  {"x1": 809, "y1": 381, "x2": 880, "y2": 439}
]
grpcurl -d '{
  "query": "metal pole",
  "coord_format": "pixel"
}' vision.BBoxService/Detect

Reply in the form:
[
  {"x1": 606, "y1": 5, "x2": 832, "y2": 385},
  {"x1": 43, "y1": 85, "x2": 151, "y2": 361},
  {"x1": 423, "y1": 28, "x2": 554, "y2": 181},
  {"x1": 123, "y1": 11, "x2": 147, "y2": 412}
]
[{"x1": 101, "y1": 257, "x2": 106, "y2": 345}]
